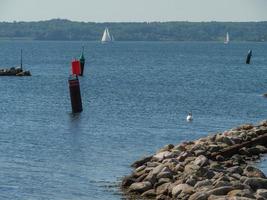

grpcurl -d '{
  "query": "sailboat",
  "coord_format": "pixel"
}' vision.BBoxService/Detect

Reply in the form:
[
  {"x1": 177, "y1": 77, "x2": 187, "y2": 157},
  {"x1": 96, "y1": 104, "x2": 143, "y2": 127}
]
[
  {"x1": 224, "y1": 32, "x2": 230, "y2": 44},
  {"x1": 101, "y1": 27, "x2": 112, "y2": 43}
]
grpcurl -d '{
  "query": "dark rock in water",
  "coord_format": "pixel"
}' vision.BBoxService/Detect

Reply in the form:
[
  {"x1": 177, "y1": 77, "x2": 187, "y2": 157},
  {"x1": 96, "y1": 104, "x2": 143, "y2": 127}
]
[
  {"x1": 121, "y1": 175, "x2": 136, "y2": 188},
  {"x1": 0, "y1": 67, "x2": 31, "y2": 76},
  {"x1": 131, "y1": 156, "x2": 152, "y2": 168},
  {"x1": 244, "y1": 166, "x2": 266, "y2": 178}
]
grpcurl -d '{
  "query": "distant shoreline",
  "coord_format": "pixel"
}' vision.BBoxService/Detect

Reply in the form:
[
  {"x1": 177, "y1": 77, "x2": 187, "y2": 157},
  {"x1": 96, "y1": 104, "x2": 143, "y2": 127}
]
[{"x1": 0, "y1": 19, "x2": 266, "y2": 42}]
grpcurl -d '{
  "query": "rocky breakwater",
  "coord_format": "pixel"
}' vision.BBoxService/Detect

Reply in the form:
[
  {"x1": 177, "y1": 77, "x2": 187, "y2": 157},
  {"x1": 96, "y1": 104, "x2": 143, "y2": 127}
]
[{"x1": 121, "y1": 121, "x2": 267, "y2": 200}]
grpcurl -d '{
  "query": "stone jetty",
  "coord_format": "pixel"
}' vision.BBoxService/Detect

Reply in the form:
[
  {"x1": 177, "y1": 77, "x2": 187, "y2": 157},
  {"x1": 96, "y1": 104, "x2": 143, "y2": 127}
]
[{"x1": 121, "y1": 121, "x2": 267, "y2": 200}]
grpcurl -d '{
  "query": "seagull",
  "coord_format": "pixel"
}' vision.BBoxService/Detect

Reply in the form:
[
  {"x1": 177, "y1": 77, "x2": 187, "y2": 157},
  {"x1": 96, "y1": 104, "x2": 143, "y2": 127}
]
[{"x1": 186, "y1": 112, "x2": 193, "y2": 122}]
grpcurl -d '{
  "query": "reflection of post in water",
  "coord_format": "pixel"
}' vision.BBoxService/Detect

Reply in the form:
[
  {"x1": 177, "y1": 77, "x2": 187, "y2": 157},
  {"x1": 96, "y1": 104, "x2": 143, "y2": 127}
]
[
  {"x1": 68, "y1": 75, "x2": 83, "y2": 113},
  {"x1": 246, "y1": 49, "x2": 252, "y2": 64}
]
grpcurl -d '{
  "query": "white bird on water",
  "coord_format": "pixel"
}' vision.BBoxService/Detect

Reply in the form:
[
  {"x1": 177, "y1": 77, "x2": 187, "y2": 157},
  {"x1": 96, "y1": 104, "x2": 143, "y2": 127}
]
[{"x1": 186, "y1": 112, "x2": 193, "y2": 122}]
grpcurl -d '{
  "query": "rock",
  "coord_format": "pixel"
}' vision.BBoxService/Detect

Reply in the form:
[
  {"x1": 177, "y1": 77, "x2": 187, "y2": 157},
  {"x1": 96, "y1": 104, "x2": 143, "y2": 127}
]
[
  {"x1": 158, "y1": 144, "x2": 174, "y2": 153},
  {"x1": 131, "y1": 156, "x2": 152, "y2": 168},
  {"x1": 207, "y1": 195, "x2": 228, "y2": 200},
  {"x1": 128, "y1": 181, "x2": 152, "y2": 193},
  {"x1": 222, "y1": 136, "x2": 235, "y2": 145},
  {"x1": 135, "y1": 172, "x2": 148, "y2": 182},
  {"x1": 255, "y1": 145, "x2": 267, "y2": 154},
  {"x1": 227, "y1": 189, "x2": 255, "y2": 198},
  {"x1": 243, "y1": 166, "x2": 266, "y2": 178},
  {"x1": 194, "y1": 180, "x2": 213, "y2": 189},
  {"x1": 153, "y1": 151, "x2": 174, "y2": 160},
  {"x1": 194, "y1": 155, "x2": 209, "y2": 167},
  {"x1": 186, "y1": 176, "x2": 198, "y2": 186},
  {"x1": 194, "y1": 150, "x2": 206, "y2": 156},
  {"x1": 184, "y1": 163, "x2": 200, "y2": 174},
  {"x1": 157, "y1": 178, "x2": 172, "y2": 186},
  {"x1": 256, "y1": 189, "x2": 267, "y2": 198},
  {"x1": 157, "y1": 171, "x2": 173, "y2": 179},
  {"x1": 188, "y1": 192, "x2": 209, "y2": 200},
  {"x1": 147, "y1": 161, "x2": 161, "y2": 167},
  {"x1": 236, "y1": 124, "x2": 254, "y2": 131},
  {"x1": 121, "y1": 175, "x2": 136, "y2": 188},
  {"x1": 247, "y1": 147, "x2": 262, "y2": 155},
  {"x1": 244, "y1": 177, "x2": 267, "y2": 191},
  {"x1": 135, "y1": 165, "x2": 146, "y2": 172},
  {"x1": 227, "y1": 166, "x2": 243, "y2": 175},
  {"x1": 207, "y1": 186, "x2": 235, "y2": 196},
  {"x1": 209, "y1": 144, "x2": 221, "y2": 152},
  {"x1": 216, "y1": 155, "x2": 225, "y2": 162},
  {"x1": 214, "y1": 181, "x2": 232, "y2": 188},
  {"x1": 172, "y1": 184, "x2": 194, "y2": 198},
  {"x1": 141, "y1": 189, "x2": 156, "y2": 198},
  {"x1": 156, "y1": 194, "x2": 171, "y2": 200},
  {"x1": 156, "y1": 182, "x2": 171, "y2": 195}
]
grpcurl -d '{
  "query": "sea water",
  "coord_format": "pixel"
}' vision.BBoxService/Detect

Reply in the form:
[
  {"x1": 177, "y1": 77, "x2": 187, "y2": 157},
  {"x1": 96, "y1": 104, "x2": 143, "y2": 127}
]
[{"x1": 0, "y1": 41, "x2": 266, "y2": 199}]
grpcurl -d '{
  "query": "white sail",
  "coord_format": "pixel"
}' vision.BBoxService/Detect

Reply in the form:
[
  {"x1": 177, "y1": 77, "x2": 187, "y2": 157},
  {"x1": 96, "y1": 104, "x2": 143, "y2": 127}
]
[
  {"x1": 101, "y1": 28, "x2": 112, "y2": 43},
  {"x1": 224, "y1": 32, "x2": 230, "y2": 44}
]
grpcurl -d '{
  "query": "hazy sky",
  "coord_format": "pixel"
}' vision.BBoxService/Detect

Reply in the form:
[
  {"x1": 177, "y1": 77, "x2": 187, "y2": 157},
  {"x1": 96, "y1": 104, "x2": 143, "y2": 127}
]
[{"x1": 0, "y1": 0, "x2": 267, "y2": 22}]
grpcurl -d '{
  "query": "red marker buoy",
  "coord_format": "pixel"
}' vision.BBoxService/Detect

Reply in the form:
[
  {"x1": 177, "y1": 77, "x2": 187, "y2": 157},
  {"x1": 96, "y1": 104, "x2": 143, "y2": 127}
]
[
  {"x1": 68, "y1": 75, "x2": 83, "y2": 113},
  {"x1": 71, "y1": 60, "x2": 81, "y2": 76}
]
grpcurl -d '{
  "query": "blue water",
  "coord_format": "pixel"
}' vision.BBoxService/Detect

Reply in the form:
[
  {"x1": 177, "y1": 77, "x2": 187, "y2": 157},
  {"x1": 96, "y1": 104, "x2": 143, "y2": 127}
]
[{"x1": 0, "y1": 41, "x2": 267, "y2": 200}]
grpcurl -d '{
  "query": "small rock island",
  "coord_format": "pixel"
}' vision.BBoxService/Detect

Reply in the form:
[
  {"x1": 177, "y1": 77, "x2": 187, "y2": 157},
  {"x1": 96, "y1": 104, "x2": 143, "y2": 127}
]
[{"x1": 121, "y1": 121, "x2": 267, "y2": 200}]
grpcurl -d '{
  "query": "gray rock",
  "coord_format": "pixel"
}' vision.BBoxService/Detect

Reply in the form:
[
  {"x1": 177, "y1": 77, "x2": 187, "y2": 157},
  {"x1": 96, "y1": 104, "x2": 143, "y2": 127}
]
[
  {"x1": 157, "y1": 171, "x2": 173, "y2": 179},
  {"x1": 128, "y1": 181, "x2": 152, "y2": 193},
  {"x1": 207, "y1": 186, "x2": 235, "y2": 196},
  {"x1": 207, "y1": 195, "x2": 228, "y2": 200},
  {"x1": 227, "y1": 189, "x2": 255, "y2": 198},
  {"x1": 244, "y1": 177, "x2": 267, "y2": 191},
  {"x1": 121, "y1": 175, "x2": 136, "y2": 187},
  {"x1": 256, "y1": 189, "x2": 267, "y2": 198},
  {"x1": 194, "y1": 180, "x2": 213, "y2": 189},
  {"x1": 228, "y1": 166, "x2": 243, "y2": 175},
  {"x1": 244, "y1": 166, "x2": 266, "y2": 178},
  {"x1": 172, "y1": 183, "x2": 194, "y2": 198},
  {"x1": 131, "y1": 156, "x2": 152, "y2": 168},
  {"x1": 194, "y1": 155, "x2": 209, "y2": 167},
  {"x1": 188, "y1": 192, "x2": 209, "y2": 200},
  {"x1": 153, "y1": 151, "x2": 174, "y2": 160},
  {"x1": 214, "y1": 181, "x2": 232, "y2": 188},
  {"x1": 156, "y1": 182, "x2": 171, "y2": 195},
  {"x1": 141, "y1": 189, "x2": 156, "y2": 198},
  {"x1": 158, "y1": 144, "x2": 174, "y2": 153}
]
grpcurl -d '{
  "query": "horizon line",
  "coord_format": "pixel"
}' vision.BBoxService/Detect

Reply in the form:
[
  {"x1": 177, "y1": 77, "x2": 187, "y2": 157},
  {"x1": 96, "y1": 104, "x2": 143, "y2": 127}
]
[{"x1": 1, "y1": 18, "x2": 267, "y2": 24}]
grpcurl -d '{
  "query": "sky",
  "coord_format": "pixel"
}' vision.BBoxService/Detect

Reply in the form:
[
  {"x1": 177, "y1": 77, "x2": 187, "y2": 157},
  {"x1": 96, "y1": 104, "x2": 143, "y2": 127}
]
[{"x1": 0, "y1": 0, "x2": 267, "y2": 22}]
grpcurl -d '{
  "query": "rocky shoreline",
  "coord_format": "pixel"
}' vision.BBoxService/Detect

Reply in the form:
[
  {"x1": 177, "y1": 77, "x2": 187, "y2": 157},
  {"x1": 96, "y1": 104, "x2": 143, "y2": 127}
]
[{"x1": 121, "y1": 121, "x2": 267, "y2": 200}]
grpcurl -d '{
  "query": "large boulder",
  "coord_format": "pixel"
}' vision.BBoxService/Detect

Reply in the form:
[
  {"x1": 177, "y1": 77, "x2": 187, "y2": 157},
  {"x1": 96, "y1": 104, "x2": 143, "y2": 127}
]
[{"x1": 128, "y1": 181, "x2": 152, "y2": 193}]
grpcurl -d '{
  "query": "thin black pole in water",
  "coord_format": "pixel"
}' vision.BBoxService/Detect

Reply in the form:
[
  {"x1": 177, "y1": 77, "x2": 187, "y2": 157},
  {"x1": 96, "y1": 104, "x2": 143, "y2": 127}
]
[
  {"x1": 246, "y1": 49, "x2": 252, "y2": 64},
  {"x1": 68, "y1": 75, "x2": 83, "y2": 113},
  {"x1": 20, "y1": 49, "x2": 23, "y2": 70}
]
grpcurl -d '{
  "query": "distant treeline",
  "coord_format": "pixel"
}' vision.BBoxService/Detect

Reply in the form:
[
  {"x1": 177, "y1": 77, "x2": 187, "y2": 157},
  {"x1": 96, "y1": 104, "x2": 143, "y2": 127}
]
[{"x1": 0, "y1": 19, "x2": 267, "y2": 41}]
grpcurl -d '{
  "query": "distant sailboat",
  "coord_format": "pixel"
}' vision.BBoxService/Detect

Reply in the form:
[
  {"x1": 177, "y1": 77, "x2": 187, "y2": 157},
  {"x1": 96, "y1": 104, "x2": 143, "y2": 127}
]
[
  {"x1": 224, "y1": 32, "x2": 230, "y2": 44},
  {"x1": 101, "y1": 27, "x2": 112, "y2": 43}
]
